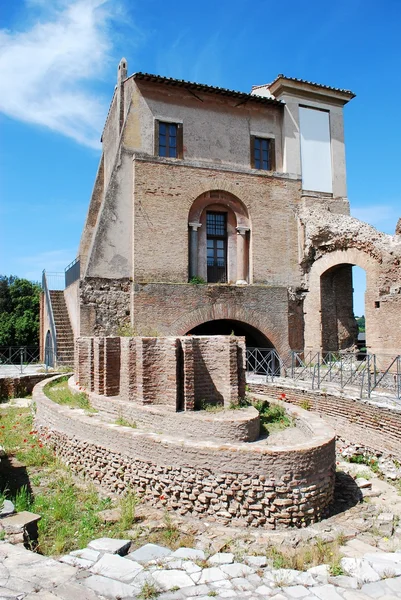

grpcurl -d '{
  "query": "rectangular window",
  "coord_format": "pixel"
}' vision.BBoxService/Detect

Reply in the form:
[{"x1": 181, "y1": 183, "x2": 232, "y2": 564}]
[
  {"x1": 206, "y1": 212, "x2": 227, "y2": 283},
  {"x1": 156, "y1": 121, "x2": 183, "y2": 158},
  {"x1": 250, "y1": 136, "x2": 275, "y2": 171}
]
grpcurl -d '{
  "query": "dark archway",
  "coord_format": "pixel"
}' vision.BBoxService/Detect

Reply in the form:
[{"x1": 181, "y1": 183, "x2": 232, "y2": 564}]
[
  {"x1": 186, "y1": 319, "x2": 274, "y2": 348},
  {"x1": 320, "y1": 264, "x2": 359, "y2": 352}
]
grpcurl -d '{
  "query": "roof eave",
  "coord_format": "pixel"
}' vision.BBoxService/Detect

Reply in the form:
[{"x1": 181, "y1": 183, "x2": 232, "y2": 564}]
[
  {"x1": 131, "y1": 72, "x2": 284, "y2": 107},
  {"x1": 268, "y1": 76, "x2": 355, "y2": 105}
]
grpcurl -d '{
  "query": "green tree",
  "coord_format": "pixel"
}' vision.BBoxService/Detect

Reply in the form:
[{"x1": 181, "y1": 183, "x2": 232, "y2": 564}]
[
  {"x1": 356, "y1": 315, "x2": 365, "y2": 333},
  {"x1": 0, "y1": 276, "x2": 41, "y2": 346}
]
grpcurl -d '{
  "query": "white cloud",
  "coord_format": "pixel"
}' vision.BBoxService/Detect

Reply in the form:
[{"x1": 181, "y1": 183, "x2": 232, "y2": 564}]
[
  {"x1": 0, "y1": 0, "x2": 121, "y2": 148},
  {"x1": 352, "y1": 204, "x2": 399, "y2": 234}
]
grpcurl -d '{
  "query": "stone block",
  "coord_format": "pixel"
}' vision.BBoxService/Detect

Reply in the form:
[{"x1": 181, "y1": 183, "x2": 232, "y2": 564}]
[
  {"x1": 88, "y1": 537, "x2": 131, "y2": 555},
  {"x1": 151, "y1": 569, "x2": 194, "y2": 591},
  {"x1": 90, "y1": 553, "x2": 143, "y2": 582},
  {"x1": 128, "y1": 543, "x2": 172, "y2": 563}
]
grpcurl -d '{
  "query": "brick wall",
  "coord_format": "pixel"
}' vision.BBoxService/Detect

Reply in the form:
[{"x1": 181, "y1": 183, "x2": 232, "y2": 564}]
[
  {"x1": 133, "y1": 283, "x2": 293, "y2": 356},
  {"x1": 248, "y1": 381, "x2": 401, "y2": 460},
  {"x1": 35, "y1": 376, "x2": 336, "y2": 529},
  {"x1": 76, "y1": 335, "x2": 245, "y2": 410}
]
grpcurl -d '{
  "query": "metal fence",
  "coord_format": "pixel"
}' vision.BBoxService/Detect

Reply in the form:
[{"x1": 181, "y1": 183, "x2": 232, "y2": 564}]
[
  {"x1": 43, "y1": 271, "x2": 65, "y2": 291},
  {"x1": 246, "y1": 348, "x2": 401, "y2": 400},
  {"x1": 0, "y1": 346, "x2": 41, "y2": 374},
  {"x1": 65, "y1": 256, "x2": 80, "y2": 288}
]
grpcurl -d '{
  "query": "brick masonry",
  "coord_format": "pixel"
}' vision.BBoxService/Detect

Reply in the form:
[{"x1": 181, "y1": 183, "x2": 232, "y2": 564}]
[
  {"x1": 248, "y1": 381, "x2": 401, "y2": 461},
  {"x1": 76, "y1": 335, "x2": 246, "y2": 410},
  {"x1": 34, "y1": 376, "x2": 336, "y2": 529}
]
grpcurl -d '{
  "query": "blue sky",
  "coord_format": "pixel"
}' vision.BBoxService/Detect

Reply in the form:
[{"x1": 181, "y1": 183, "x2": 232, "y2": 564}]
[{"x1": 1, "y1": 0, "x2": 400, "y2": 316}]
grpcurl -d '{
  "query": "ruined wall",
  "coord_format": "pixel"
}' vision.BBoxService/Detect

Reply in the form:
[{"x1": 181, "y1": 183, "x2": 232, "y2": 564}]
[
  {"x1": 248, "y1": 381, "x2": 401, "y2": 461},
  {"x1": 302, "y1": 207, "x2": 401, "y2": 356},
  {"x1": 79, "y1": 277, "x2": 131, "y2": 337},
  {"x1": 75, "y1": 335, "x2": 246, "y2": 410},
  {"x1": 35, "y1": 376, "x2": 336, "y2": 529},
  {"x1": 320, "y1": 264, "x2": 358, "y2": 351}
]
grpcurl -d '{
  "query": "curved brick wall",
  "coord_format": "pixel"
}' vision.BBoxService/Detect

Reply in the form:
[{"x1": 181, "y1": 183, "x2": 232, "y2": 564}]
[
  {"x1": 68, "y1": 377, "x2": 260, "y2": 443},
  {"x1": 248, "y1": 381, "x2": 401, "y2": 461},
  {"x1": 34, "y1": 376, "x2": 336, "y2": 528}
]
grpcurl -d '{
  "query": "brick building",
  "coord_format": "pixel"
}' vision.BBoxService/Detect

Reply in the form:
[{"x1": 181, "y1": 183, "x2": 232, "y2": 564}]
[{"x1": 41, "y1": 60, "x2": 401, "y2": 364}]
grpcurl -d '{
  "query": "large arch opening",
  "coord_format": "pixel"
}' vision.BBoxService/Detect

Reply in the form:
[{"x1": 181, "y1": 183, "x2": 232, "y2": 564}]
[
  {"x1": 186, "y1": 319, "x2": 274, "y2": 349},
  {"x1": 320, "y1": 263, "x2": 364, "y2": 353}
]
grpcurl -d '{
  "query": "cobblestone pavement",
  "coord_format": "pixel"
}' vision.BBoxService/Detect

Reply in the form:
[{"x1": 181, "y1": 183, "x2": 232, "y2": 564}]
[{"x1": 1, "y1": 538, "x2": 401, "y2": 600}]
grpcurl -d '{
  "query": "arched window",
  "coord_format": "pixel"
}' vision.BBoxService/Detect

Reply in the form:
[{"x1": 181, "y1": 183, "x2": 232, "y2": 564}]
[{"x1": 188, "y1": 191, "x2": 251, "y2": 284}]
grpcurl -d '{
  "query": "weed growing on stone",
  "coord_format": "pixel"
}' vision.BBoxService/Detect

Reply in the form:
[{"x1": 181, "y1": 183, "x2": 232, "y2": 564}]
[
  {"x1": 265, "y1": 537, "x2": 344, "y2": 573},
  {"x1": 253, "y1": 400, "x2": 293, "y2": 435},
  {"x1": 44, "y1": 378, "x2": 97, "y2": 413},
  {"x1": 299, "y1": 399, "x2": 312, "y2": 411},
  {"x1": 118, "y1": 490, "x2": 139, "y2": 531},
  {"x1": 115, "y1": 416, "x2": 137, "y2": 428},
  {"x1": 138, "y1": 581, "x2": 160, "y2": 598},
  {"x1": 348, "y1": 454, "x2": 379, "y2": 473}
]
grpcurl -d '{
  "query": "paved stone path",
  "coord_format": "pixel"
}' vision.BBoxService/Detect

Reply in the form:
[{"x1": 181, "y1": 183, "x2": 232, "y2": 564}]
[{"x1": 1, "y1": 538, "x2": 401, "y2": 599}]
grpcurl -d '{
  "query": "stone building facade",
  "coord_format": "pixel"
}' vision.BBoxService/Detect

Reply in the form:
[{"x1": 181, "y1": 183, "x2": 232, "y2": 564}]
[{"x1": 43, "y1": 60, "x2": 401, "y2": 360}]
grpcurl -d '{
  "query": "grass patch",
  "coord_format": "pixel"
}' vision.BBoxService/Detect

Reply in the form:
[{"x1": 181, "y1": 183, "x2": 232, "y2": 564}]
[
  {"x1": 115, "y1": 416, "x2": 137, "y2": 428},
  {"x1": 138, "y1": 582, "x2": 160, "y2": 599},
  {"x1": 44, "y1": 378, "x2": 97, "y2": 413},
  {"x1": 265, "y1": 536, "x2": 344, "y2": 573},
  {"x1": 0, "y1": 405, "x2": 144, "y2": 556},
  {"x1": 147, "y1": 511, "x2": 195, "y2": 550},
  {"x1": 253, "y1": 399, "x2": 293, "y2": 435},
  {"x1": 194, "y1": 399, "x2": 224, "y2": 412}
]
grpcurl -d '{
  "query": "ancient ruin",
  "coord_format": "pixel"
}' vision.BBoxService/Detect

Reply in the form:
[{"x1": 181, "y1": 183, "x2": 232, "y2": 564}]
[
  {"x1": 36, "y1": 62, "x2": 401, "y2": 530},
  {"x1": 40, "y1": 61, "x2": 400, "y2": 364}
]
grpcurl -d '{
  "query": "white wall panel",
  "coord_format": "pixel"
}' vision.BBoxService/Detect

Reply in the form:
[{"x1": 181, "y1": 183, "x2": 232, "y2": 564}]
[{"x1": 299, "y1": 107, "x2": 332, "y2": 193}]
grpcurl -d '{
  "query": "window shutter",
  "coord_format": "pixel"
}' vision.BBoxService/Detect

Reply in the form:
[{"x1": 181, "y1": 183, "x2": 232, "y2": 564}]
[
  {"x1": 154, "y1": 120, "x2": 160, "y2": 156},
  {"x1": 177, "y1": 123, "x2": 183, "y2": 158},
  {"x1": 269, "y1": 139, "x2": 276, "y2": 171},
  {"x1": 250, "y1": 135, "x2": 255, "y2": 168}
]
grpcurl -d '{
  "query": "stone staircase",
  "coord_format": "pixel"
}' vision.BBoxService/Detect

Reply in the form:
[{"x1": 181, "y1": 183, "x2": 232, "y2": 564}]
[{"x1": 49, "y1": 291, "x2": 74, "y2": 366}]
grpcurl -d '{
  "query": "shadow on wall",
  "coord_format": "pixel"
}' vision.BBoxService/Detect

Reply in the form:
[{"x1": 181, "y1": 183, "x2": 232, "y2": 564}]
[{"x1": 193, "y1": 342, "x2": 224, "y2": 408}]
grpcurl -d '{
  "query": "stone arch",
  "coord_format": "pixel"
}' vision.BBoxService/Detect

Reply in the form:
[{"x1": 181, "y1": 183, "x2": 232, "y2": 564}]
[
  {"x1": 188, "y1": 190, "x2": 251, "y2": 284},
  {"x1": 169, "y1": 303, "x2": 289, "y2": 357},
  {"x1": 304, "y1": 248, "x2": 380, "y2": 354}
]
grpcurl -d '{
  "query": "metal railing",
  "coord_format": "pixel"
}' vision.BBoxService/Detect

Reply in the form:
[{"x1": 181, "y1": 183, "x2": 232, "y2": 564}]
[
  {"x1": 43, "y1": 271, "x2": 64, "y2": 291},
  {"x1": 42, "y1": 270, "x2": 58, "y2": 363},
  {"x1": 246, "y1": 348, "x2": 401, "y2": 400},
  {"x1": 0, "y1": 346, "x2": 40, "y2": 374},
  {"x1": 65, "y1": 256, "x2": 80, "y2": 288}
]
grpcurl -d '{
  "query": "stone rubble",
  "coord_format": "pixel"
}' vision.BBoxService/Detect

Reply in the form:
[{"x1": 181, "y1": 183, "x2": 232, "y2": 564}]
[{"x1": 0, "y1": 538, "x2": 401, "y2": 599}]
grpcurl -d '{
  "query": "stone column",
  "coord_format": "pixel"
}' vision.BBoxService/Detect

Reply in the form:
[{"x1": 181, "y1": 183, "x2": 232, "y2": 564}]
[
  {"x1": 236, "y1": 226, "x2": 249, "y2": 285},
  {"x1": 189, "y1": 222, "x2": 201, "y2": 279}
]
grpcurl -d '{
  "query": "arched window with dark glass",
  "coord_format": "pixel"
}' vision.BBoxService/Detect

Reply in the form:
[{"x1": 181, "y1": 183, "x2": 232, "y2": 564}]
[{"x1": 206, "y1": 212, "x2": 227, "y2": 283}]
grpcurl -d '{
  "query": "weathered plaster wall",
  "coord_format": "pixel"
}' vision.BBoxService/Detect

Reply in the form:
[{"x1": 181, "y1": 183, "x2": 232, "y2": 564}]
[
  {"x1": 85, "y1": 150, "x2": 133, "y2": 279},
  {"x1": 63, "y1": 280, "x2": 80, "y2": 339},
  {"x1": 125, "y1": 80, "x2": 284, "y2": 171}
]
